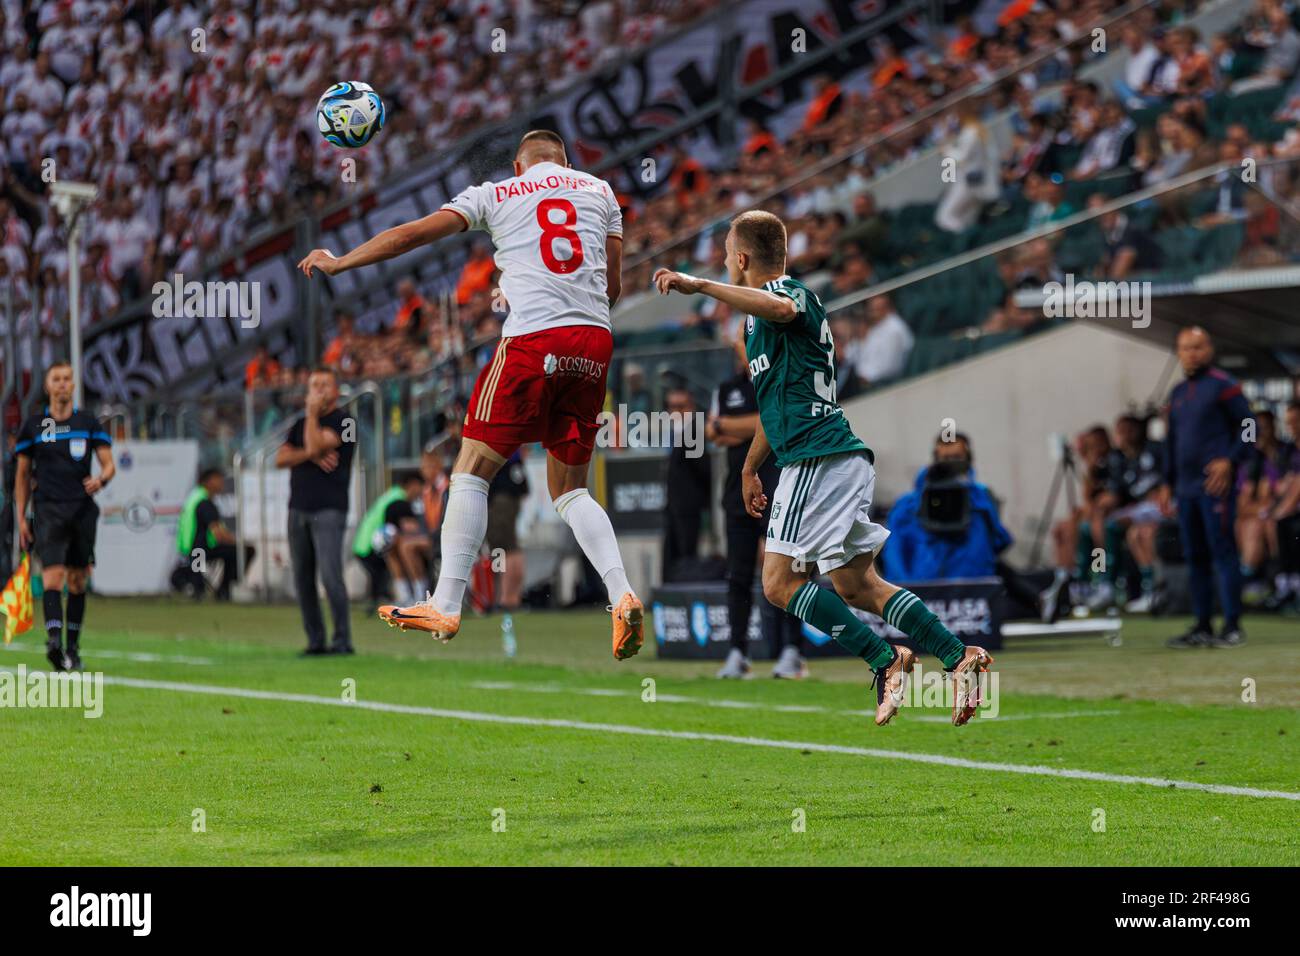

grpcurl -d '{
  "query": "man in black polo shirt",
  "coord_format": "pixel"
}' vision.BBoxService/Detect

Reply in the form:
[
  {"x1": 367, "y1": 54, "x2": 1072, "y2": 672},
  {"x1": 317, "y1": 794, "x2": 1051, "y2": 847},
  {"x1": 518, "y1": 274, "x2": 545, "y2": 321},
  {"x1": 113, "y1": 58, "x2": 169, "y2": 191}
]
[
  {"x1": 708, "y1": 338, "x2": 806, "y2": 679},
  {"x1": 13, "y1": 362, "x2": 115, "y2": 671},
  {"x1": 276, "y1": 367, "x2": 355, "y2": 655}
]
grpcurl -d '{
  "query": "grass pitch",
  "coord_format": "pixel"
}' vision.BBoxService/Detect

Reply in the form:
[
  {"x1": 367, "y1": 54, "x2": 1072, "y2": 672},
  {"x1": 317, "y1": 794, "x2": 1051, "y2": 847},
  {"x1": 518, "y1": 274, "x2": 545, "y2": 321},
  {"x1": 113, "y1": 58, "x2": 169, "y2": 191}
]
[{"x1": 1, "y1": 598, "x2": 1296, "y2": 866}]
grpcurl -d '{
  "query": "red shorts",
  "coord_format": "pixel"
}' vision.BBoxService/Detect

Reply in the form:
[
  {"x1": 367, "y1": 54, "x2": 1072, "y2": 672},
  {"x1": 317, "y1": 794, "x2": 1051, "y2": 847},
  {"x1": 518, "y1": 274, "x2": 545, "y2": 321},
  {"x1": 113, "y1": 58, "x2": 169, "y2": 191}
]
[{"x1": 463, "y1": 325, "x2": 613, "y2": 465}]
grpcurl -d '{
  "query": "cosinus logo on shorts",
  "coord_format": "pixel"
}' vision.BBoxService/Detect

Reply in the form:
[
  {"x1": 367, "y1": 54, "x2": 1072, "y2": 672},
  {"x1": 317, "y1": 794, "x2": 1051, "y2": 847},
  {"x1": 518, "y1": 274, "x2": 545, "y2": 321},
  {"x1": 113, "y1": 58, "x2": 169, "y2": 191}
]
[{"x1": 542, "y1": 353, "x2": 606, "y2": 380}]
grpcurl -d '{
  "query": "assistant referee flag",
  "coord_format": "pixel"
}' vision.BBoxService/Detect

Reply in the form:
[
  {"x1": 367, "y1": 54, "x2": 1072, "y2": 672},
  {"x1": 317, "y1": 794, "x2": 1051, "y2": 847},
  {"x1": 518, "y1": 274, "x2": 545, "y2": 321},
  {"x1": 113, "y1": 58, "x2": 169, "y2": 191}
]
[{"x1": 1, "y1": 553, "x2": 33, "y2": 644}]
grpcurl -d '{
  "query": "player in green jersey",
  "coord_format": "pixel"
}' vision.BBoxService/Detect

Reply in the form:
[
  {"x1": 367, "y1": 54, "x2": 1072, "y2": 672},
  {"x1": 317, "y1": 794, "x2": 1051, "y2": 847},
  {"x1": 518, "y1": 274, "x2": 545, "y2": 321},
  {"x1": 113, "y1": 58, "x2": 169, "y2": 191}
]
[{"x1": 654, "y1": 210, "x2": 992, "y2": 726}]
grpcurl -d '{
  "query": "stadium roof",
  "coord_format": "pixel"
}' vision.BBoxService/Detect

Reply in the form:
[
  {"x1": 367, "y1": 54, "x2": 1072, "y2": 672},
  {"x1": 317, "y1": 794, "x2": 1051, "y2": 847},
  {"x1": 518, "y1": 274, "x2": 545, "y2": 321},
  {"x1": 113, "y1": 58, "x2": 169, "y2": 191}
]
[{"x1": 1016, "y1": 266, "x2": 1300, "y2": 379}]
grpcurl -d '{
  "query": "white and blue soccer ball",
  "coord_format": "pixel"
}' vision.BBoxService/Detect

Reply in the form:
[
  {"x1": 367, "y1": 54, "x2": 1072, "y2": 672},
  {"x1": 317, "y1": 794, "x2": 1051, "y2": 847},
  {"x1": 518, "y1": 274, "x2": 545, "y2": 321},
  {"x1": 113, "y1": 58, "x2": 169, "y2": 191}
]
[{"x1": 316, "y1": 81, "x2": 385, "y2": 148}]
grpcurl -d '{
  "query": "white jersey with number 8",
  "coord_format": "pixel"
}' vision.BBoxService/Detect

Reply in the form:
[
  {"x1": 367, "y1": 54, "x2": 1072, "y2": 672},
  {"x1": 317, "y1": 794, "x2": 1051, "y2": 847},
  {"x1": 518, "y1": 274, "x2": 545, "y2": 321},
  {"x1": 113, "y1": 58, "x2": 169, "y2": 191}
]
[{"x1": 441, "y1": 161, "x2": 622, "y2": 338}]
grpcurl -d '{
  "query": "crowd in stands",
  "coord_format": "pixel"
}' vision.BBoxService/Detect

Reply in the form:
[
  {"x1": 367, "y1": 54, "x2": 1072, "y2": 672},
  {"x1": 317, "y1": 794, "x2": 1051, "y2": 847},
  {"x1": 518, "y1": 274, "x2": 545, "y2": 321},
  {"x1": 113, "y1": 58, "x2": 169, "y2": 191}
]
[
  {"x1": 599, "y1": 0, "x2": 1300, "y2": 392},
  {"x1": 0, "y1": 0, "x2": 718, "y2": 333},
  {"x1": 9, "y1": 0, "x2": 1300, "y2": 414}
]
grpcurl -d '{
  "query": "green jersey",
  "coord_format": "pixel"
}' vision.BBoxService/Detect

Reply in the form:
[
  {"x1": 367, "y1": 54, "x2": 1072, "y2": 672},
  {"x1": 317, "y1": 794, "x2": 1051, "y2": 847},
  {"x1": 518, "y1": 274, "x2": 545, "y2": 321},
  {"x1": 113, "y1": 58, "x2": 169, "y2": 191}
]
[{"x1": 744, "y1": 275, "x2": 870, "y2": 468}]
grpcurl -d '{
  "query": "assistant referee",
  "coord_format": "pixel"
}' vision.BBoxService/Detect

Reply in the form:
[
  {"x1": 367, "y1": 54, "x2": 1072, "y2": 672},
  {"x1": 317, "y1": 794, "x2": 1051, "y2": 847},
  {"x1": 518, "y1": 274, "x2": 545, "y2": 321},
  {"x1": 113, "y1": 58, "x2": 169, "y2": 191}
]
[{"x1": 13, "y1": 362, "x2": 115, "y2": 671}]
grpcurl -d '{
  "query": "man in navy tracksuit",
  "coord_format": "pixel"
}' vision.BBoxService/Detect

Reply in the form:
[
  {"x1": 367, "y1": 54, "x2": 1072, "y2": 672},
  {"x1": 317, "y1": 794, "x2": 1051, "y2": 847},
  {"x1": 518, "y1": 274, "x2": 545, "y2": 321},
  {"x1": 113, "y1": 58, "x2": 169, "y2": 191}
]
[{"x1": 1163, "y1": 328, "x2": 1254, "y2": 648}]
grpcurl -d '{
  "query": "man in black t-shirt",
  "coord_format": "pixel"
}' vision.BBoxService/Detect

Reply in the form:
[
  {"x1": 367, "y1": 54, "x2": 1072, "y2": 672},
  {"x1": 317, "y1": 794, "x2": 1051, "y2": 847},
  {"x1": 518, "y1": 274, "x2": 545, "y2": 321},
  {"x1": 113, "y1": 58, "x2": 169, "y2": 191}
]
[
  {"x1": 275, "y1": 366, "x2": 356, "y2": 655},
  {"x1": 707, "y1": 341, "x2": 806, "y2": 680},
  {"x1": 13, "y1": 362, "x2": 116, "y2": 671}
]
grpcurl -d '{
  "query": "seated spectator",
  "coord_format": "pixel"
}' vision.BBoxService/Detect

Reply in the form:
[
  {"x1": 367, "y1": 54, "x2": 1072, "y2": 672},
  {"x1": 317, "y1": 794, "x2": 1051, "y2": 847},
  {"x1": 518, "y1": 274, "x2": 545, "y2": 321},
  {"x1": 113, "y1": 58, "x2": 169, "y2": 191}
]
[
  {"x1": 1195, "y1": 141, "x2": 1250, "y2": 227},
  {"x1": 1025, "y1": 173, "x2": 1077, "y2": 229},
  {"x1": 1167, "y1": 27, "x2": 1216, "y2": 97},
  {"x1": 453, "y1": 242, "x2": 494, "y2": 307},
  {"x1": 837, "y1": 193, "x2": 888, "y2": 259},
  {"x1": 1004, "y1": 113, "x2": 1052, "y2": 187},
  {"x1": 829, "y1": 317, "x2": 866, "y2": 401},
  {"x1": 1098, "y1": 414, "x2": 1170, "y2": 613},
  {"x1": 394, "y1": 278, "x2": 433, "y2": 334},
  {"x1": 1070, "y1": 101, "x2": 1136, "y2": 180},
  {"x1": 322, "y1": 312, "x2": 360, "y2": 375},
  {"x1": 1114, "y1": 23, "x2": 1166, "y2": 108},
  {"x1": 669, "y1": 146, "x2": 711, "y2": 210},
  {"x1": 1234, "y1": 5, "x2": 1300, "y2": 93},
  {"x1": 1266, "y1": 400, "x2": 1300, "y2": 610},
  {"x1": 1236, "y1": 409, "x2": 1300, "y2": 604},
  {"x1": 847, "y1": 294, "x2": 914, "y2": 388},
  {"x1": 244, "y1": 343, "x2": 281, "y2": 391},
  {"x1": 1090, "y1": 193, "x2": 1164, "y2": 278}
]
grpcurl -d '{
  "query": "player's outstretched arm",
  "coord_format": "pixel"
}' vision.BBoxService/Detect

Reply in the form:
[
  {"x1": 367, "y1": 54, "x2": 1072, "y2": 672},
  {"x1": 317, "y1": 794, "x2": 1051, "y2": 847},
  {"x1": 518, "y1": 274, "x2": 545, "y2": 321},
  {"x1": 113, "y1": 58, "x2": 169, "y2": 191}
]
[
  {"x1": 653, "y1": 269, "x2": 797, "y2": 323},
  {"x1": 298, "y1": 209, "x2": 468, "y2": 277}
]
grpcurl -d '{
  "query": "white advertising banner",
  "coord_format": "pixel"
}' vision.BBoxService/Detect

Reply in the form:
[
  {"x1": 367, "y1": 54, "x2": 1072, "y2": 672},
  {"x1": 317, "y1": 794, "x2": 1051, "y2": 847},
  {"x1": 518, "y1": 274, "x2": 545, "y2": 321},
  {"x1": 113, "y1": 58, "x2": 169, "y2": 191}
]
[{"x1": 94, "y1": 440, "x2": 200, "y2": 595}]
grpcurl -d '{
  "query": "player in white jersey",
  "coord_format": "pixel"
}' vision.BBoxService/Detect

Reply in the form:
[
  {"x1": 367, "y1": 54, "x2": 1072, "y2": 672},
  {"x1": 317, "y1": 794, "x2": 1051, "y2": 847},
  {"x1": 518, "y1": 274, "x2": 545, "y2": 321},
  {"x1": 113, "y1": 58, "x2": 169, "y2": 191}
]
[{"x1": 298, "y1": 130, "x2": 644, "y2": 659}]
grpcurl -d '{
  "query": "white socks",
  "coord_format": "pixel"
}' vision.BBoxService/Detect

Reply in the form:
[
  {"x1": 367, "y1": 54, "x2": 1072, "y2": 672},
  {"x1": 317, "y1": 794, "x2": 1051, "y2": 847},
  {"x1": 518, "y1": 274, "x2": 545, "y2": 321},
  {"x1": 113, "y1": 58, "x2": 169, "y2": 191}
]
[
  {"x1": 430, "y1": 473, "x2": 490, "y2": 615},
  {"x1": 554, "y1": 488, "x2": 633, "y2": 604}
]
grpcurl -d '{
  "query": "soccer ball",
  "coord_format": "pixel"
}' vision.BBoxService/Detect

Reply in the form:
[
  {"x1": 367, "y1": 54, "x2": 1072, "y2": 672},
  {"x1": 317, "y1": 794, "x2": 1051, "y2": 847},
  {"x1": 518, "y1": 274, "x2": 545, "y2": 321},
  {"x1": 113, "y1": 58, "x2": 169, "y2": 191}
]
[{"x1": 315, "y1": 81, "x2": 385, "y2": 148}]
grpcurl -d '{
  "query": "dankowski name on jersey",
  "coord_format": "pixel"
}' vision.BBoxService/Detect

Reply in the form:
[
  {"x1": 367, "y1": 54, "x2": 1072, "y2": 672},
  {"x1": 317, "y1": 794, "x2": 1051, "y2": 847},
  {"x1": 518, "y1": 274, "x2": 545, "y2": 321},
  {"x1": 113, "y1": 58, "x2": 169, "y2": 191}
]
[{"x1": 491, "y1": 173, "x2": 613, "y2": 203}]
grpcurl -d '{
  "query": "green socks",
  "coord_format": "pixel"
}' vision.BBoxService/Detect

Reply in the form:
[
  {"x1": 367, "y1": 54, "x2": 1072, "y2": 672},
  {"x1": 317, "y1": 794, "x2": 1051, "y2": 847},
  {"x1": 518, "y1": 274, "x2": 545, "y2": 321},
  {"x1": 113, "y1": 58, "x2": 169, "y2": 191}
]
[
  {"x1": 881, "y1": 589, "x2": 966, "y2": 669},
  {"x1": 787, "y1": 582, "x2": 895, "y2": 670},
  {"x1": 783, "y1": 583, "x2": 967, "y2": 672}
]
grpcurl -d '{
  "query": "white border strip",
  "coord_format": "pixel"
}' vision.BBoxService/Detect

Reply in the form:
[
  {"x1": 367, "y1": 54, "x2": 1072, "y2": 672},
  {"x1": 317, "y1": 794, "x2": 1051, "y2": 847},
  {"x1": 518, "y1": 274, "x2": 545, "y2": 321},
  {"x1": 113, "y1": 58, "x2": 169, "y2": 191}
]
[{"x1": 86, "y1": 674, "x2": 1300, "y2": 802}]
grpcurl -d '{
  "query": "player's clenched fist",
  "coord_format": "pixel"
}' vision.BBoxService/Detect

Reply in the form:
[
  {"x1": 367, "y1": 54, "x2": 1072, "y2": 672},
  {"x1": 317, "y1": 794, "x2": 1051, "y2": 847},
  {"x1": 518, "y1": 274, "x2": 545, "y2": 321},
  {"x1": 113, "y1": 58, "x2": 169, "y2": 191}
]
[
  {"x1": 653, "y1": 268, "x2": 705, "y2": 296},
  {"x1": 298, "y1": 249, "x2": 342, "y2": 277}
]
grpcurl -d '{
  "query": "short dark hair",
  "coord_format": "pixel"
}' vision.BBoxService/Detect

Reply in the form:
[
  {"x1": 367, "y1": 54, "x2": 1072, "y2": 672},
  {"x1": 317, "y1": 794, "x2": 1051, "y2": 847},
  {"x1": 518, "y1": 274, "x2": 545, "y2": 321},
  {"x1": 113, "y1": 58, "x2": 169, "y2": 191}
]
[
  {"x1": 934, "y1": 431, "x2": 973, "y2": 461},
  {"x1": 310, "y1": 365, "x2": 338, "y2": 380},
  {"x1": 397, "y1": 470, "x2": 423, "y2": 487},
  {"x1": 199, "y1": 467, "x2": 224, "y2": 484},
  {"x1": 729, "y1": 210, "x2": 787, "y2": 270},
  {"x1": 517, "y1": 129, "x2": 566, "y2": 158}
]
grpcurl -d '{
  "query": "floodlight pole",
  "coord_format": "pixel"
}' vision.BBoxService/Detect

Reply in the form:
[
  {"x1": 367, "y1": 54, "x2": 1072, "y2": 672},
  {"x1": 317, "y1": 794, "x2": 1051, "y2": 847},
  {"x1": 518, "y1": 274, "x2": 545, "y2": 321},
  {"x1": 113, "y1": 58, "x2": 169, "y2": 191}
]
[
  {"x1": 68, "y1": 213, "x2": 83, "y2": 407},
  {"x1": 52, "y1": 181, "x2": 98, "y2": 409}
]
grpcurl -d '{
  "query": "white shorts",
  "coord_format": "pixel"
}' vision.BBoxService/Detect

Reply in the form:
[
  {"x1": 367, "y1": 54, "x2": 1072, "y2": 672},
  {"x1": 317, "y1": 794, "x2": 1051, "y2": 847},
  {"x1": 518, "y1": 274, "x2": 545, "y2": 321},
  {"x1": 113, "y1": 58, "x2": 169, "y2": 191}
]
[{"x1": 765, "y1": 451, "x2": 890, "y2": 574}]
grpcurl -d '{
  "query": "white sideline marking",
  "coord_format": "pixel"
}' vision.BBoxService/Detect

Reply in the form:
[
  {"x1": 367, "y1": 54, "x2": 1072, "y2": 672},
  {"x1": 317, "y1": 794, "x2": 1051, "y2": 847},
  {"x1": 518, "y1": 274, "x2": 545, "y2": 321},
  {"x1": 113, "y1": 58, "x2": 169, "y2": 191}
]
[
  {"x1": 2, "y1": 642, "x2": 214, "y2": 666},
  {"x1": 93, "y1": 674, "x2": 1300, "y2": 802},
  {"x1": 469, "y1": 679, "x2": 1121, "y2": 723}
]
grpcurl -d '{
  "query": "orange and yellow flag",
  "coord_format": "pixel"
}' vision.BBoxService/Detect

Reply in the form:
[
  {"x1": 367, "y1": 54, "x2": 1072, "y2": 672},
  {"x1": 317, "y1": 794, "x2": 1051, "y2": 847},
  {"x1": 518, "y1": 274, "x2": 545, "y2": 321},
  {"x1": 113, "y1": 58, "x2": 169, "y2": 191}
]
[{"x1": 1, "y1": 553, "x2": 33, "y2": 644}]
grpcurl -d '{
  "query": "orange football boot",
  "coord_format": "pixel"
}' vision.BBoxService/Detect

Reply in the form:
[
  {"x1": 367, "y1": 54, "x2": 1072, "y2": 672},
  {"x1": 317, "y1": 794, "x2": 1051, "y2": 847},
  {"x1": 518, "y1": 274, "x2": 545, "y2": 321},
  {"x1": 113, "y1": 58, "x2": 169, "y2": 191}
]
[
  {"x1": 611, "y1": 593, "x2": 644, "y2": 660},
  {"x1": 378, "y1": 596, "x2": 460, "y2": 643}
]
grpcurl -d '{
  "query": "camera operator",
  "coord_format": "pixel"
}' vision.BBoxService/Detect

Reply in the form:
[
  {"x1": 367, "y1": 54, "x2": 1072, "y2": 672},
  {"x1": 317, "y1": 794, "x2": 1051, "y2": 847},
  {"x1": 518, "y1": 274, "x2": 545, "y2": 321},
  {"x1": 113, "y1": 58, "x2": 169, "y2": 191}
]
[{"x1": 885, "y1": 432, "x2": 1039, "y2": 613}]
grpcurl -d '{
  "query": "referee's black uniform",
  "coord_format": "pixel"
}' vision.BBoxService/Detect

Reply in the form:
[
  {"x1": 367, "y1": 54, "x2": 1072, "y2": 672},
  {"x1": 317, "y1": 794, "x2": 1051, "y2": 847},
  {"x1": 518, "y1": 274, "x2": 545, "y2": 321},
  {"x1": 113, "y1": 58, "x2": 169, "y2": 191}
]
[
  {"x1": 15, "y1": 406, "x2": 112, "y2": 670},
  {"x1": 716, "y1": 370, "x2": 803, "y2": 661}
]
